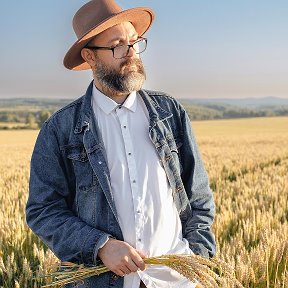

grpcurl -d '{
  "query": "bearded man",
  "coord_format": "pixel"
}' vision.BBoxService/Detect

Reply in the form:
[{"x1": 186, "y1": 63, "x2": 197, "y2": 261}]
[{"x1": 26, "y1": 1, "x2": 216, "y2": 287}]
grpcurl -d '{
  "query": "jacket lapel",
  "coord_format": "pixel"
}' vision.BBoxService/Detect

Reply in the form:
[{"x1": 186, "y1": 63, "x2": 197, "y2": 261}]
[{"x1": 74, "y1": 81, "x2": 120, "y2": 225}]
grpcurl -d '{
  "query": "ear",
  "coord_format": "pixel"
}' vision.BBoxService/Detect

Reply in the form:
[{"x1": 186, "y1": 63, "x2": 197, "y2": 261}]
[{"x1": 81, "y1": 48, "x2": 96, "y2": 67}]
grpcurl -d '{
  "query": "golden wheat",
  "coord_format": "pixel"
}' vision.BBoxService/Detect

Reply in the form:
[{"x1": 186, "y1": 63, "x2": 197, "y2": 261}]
[
  {"x1": 0, "y1": 117, "x2": 287, "y2": 287},
  {"x1": 38, "y1": 255, "x2": 244, "y2": 288}
]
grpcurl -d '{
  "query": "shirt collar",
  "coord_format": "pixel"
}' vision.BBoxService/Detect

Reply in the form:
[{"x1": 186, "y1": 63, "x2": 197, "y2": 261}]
[{"x1": 92, "y1": 83, "x2": 137, "y2": 115}]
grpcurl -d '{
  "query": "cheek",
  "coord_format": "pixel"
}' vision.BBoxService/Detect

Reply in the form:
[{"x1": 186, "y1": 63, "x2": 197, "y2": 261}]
[
  {"x1": 97, "y1": 50, "x2": 114, "y2": 62},
  {"x1": 100, "y1": 54, "x2": 120, "y2": 69}
]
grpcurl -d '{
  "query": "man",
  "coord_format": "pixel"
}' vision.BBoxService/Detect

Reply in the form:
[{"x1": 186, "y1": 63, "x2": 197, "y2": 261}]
[{"x1": 26, "y1": 0, "x2": 216, "y2": 287}]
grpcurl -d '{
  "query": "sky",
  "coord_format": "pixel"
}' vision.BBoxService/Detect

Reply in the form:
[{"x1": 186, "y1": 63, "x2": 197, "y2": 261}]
[{"x1": 0, "y1": 0, "x2": 288, "y2": 99}]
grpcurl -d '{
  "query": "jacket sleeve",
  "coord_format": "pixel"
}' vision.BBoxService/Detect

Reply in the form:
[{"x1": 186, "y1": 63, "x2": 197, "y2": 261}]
[
  {"x1": 26, "y1": 120, "x2": 110, "y2": 265},
  {"x1": 179, "y1": 107, "x2": 216, "y2": 258}
]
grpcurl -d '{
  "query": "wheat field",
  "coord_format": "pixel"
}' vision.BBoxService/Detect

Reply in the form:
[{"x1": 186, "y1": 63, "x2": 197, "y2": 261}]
[{"x1": 0, "y1": 117, "x2": 287, "y2": 287}]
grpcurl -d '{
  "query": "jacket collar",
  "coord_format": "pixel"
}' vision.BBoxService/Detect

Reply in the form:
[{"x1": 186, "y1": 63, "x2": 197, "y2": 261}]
[
  {"x1": 74, "y1": 81, "x2": 173, "y2": 134},
  {"x1": 138, "y1": 90, "x2": 173, "y2": 125},
  {"x1": 92, "y1": 84, "x2": 137, "y2": 115},
  {"x1": 74, "y1": 81, "x2": 94, "y2": 134}
]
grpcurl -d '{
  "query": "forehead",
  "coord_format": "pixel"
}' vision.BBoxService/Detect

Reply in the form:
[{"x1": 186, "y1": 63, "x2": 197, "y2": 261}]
[{"x1": 92, "y1": 22, "x2": 138, "y2": 44}]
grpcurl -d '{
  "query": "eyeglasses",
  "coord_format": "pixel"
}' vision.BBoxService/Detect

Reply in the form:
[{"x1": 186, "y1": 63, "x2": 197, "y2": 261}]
[{"x1": 85, "y1": 37, "x2": 147, "y2": 59}]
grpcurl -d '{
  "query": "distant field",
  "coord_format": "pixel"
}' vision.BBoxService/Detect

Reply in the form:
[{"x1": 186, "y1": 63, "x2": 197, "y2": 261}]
[
  {"x1": 0, "y1": 117, "x2": 287, "y2": 287},
  {"x1": 192, "y1": 116, "x2": 288, "y2": 136},
  {"x1": 0, "y1": 122, "x2": 28, "y2": 129},
  {"x1": 0, "y1": 129, "x2": 39, "y2": 145},
  {"x1": 1, "y1": 116, "x2": 286, "y2": 143}
]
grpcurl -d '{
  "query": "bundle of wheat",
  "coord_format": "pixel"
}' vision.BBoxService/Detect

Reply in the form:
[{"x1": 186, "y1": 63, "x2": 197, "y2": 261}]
[{"x1": 38, "y1": 254, "x2": 244, "y2": 288}]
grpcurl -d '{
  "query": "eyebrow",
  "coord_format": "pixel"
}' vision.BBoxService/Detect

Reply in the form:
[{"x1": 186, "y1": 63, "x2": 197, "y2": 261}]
[{"x1": 106, "y1": 33, "x2": 138, "y2": 46}]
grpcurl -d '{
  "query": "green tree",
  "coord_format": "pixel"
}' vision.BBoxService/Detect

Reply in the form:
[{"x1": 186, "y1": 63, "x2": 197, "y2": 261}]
[
  {"x1": 38, "y1": 110, "x2": 52, "y2": 128},
  {"x1": 26, "y1": 113, "x2": 38, "y2": 129}
]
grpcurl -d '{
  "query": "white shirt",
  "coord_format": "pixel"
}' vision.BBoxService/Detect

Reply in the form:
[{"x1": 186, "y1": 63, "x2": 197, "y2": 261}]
[{"x1": 92, "y1": 84, "x2": 196, "y2": 288}]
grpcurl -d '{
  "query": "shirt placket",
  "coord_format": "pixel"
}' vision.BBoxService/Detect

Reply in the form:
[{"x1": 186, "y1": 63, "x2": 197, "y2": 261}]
[{"x1": 115, "y1": 106, "x2": 145, "y2": 251}]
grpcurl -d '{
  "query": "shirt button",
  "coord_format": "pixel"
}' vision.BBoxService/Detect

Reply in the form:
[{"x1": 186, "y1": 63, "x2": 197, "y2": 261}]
[
  {"x1": 128, "y1": 153, "x2": 132, "y2": 156},
  {"x1": 98, "y1": 161, "x2": 102, "y2": 165},
  {"x1": 123, "y1": 125, "x2": 127, "y2": 129},
  {"x1": 111, "y1": 274, "x2": 119, "y2": 280},
  {"x1": 133, "y1": 180, "x2": 136, "y2": 183},
  {"x1": 138, "y1": 238, "x2": 142, "y2": 242},
  {"x1": 137, "y1": 210, "x2": 141, "y2": 214}
]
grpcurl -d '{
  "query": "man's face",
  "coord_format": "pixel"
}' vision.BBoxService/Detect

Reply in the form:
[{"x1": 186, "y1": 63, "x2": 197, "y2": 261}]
[{"x1": 87, "y1": 22, "x2": 146, "y2": 96}]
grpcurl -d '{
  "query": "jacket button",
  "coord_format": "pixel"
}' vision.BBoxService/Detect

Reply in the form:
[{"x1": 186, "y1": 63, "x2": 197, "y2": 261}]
[{"x1": 111, "y1": 274, "x2": 119, "y2": 280}]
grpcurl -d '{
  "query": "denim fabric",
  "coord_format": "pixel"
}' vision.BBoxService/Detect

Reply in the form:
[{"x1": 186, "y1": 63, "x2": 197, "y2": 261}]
[{"x1": 26, "y1": 81, "x2": 216, "y2": 288}]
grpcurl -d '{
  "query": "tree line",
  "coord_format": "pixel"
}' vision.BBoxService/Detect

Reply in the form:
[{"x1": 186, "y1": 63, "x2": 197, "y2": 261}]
[
  {"x1": 1, "y1": 103, "x2": 288, "y2": 129},
  {"x1": 0, "y1": 110, "x2": 52, "y2": 129},
  {"x1": 183, "y1": 104, "x2": 288, "y2": 120}
]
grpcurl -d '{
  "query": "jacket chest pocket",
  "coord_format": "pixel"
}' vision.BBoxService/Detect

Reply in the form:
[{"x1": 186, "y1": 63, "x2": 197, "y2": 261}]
[
  {"x1": 66, "y1": 145, "x2": 98, "y2": 192},
  {"x1": 65, "y1": 145, "x2": 99, "y2": 224}
]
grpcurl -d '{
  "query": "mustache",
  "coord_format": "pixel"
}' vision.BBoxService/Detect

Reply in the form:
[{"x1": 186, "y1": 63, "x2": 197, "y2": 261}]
[{"x1": 120, "y1": 58, "x2": 143, "y2": 70}]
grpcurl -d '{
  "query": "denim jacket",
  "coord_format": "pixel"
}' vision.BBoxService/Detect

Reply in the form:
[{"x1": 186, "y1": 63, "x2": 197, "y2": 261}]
[{"x1": 26, "y1": 81, "x2": 216, "y2": 288}]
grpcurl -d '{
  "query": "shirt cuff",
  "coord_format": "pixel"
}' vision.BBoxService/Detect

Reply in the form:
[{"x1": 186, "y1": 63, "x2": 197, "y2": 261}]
[
  {"x1": 98, "y1": 235, "x2": 111, "y2": 249},
  {"x1": 93, "y1": 234, "x2": 112, "y2": 264}
]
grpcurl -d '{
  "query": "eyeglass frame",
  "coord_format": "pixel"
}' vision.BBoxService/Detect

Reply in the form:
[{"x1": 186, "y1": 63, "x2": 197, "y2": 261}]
[{"x1": 85, "y1": 37, "x2": 147, "y2": 59}]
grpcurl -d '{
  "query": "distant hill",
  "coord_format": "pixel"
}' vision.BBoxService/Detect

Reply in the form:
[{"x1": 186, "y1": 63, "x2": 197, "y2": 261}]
[
  {"x1": 1, "y1": 96, "x2": 288, "y2": 109},
  {"x1": 0, "y1": 98, "x2": 71, "y2": 111},
  {"x1": 180, "y1": 96, "x2": 288, "y2": 108},
  {"x1": 0, "y1": 97, "x2": 288, "y2": 128},
  {"x1": 178, "y1": 96, "x2": 288, "y2": 120}
]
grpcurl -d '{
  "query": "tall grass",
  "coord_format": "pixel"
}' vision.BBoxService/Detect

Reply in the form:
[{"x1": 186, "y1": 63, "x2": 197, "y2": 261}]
[{"x1": 0, "y1": 117, "x2": 287, "y2": 287}]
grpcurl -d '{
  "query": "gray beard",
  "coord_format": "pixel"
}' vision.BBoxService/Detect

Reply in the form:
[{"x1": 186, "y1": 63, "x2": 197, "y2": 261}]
[{"x1": 94, "y1": 58, "x2": 146, "y2": 96}]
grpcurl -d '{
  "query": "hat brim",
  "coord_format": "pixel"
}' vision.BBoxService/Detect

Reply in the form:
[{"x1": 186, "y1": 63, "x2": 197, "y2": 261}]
[{"x1": 63, "y1": 7, "x2": 154, "y2": 71}]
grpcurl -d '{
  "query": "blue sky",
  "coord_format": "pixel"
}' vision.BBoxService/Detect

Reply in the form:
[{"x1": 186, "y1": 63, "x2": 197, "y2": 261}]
[{"x1": 0, "y1": 0, "x2": 287, "y2": 99}]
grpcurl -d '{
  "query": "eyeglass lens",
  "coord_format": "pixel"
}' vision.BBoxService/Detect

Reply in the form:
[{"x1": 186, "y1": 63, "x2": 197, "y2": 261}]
[{"x1": 114, "y1": 39, "x2": 147, "y2": 59}]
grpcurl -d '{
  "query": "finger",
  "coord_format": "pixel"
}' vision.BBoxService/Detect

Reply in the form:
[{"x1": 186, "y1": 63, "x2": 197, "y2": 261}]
[
  {"x1": 119, "y1": 255, "x2": 134, "y2": 273},
  {"x1": 136, "y1": 260, "x2": 145, "y2": 271},
  {"x1": 117, "y1": 260, "x2": 131, "y2": 275},
  {"x1": 131, "y1": 252, "x2": 146, "y2": 271},
  {"x1": 126, "y1": 259, "x2": 140, "y2": 273},
  {"x1": 136, "y1": 250, "x2": 147, "y2": 259},
  {"x1": 117, "y1": 269, "x2": 127, "y2": 277},
  {"x1": 121, "y1": 266, "x2": 131, "y2": 275}
]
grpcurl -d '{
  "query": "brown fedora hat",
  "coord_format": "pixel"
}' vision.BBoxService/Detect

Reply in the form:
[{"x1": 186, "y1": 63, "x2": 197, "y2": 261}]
[{"x1": 63, "y1": 0, "x2": 155, "y2": 71}]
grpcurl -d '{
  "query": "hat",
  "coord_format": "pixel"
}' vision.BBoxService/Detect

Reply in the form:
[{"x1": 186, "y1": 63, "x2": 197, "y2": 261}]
[{"x1": 63, "y1": 0, "x2": 155, "y2": 71}]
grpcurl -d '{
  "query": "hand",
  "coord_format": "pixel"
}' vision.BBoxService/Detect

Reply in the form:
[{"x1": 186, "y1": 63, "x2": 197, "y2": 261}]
[{"x1": 98, "y1": 238, "x2": 146, "y2": 277}]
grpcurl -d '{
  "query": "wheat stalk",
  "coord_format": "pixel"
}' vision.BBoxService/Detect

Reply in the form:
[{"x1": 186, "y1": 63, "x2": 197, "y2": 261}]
[{"x1": 37, "y1": 254, "x2": 244, "y2": 288}]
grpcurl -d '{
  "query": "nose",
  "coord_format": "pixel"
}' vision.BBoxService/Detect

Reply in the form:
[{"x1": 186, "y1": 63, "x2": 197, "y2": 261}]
[{"x1": 126, "y1": 45, "x2": 137, "y2": 58}]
